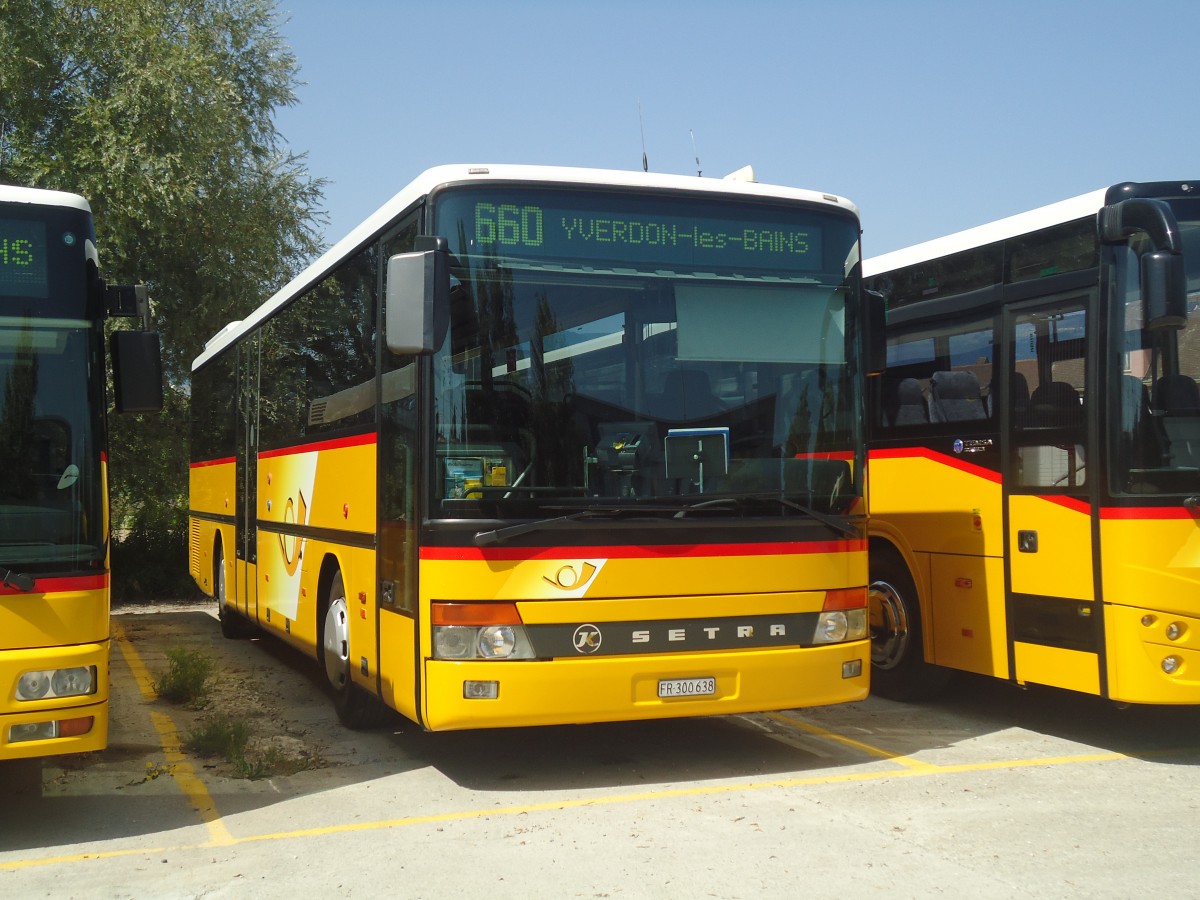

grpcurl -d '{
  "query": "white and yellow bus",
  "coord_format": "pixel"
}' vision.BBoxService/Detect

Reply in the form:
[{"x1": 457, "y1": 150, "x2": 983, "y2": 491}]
[
  {"x1": 189, "y1": 164, "x2": 873, "y2": 730},
  {"x1": 864, "y1": 180, "x2": 1200, "y2": 704},
  {"x1": 0, "y1": 184, "x2": 161, "y2": 760}
]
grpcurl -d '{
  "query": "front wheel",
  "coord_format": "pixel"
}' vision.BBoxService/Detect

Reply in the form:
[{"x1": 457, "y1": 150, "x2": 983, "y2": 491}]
[
  {"x1": 868, "y1": 550, "x2": 951, "y2": 701},
  {"x1": 321, "y1": 570, "x2": 389, "y2": 729}
]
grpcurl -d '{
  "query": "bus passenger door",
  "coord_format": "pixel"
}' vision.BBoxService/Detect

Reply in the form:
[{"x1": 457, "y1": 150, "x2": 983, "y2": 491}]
[
  {"x1": 1002, "y1": 296, "x2": 1103, "y2": 696},
  {"x1": 235, "y1": 334, "x2": 259, "y2": 622},
  {"x1": 377, "y1": 219, "x2": 420, "y2": 724}
]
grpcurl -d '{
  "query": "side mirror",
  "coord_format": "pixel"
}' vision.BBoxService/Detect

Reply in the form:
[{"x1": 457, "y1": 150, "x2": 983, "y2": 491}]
[
  {"x1": 110, "y1": 330, "x2": 164, "y2": 414},
  {"x1": 385, "y1": 236, "x2": 450, "y2": 355},
  {"x1": 1142, "y1": 250, "x2": 1188, "y2": 330},
  {"x1": 1099, "y1": 198, "x2": 1188, "y2": 330},
  {"x1": 865, "y1": 289, "x2": 887, "y2": 376}
]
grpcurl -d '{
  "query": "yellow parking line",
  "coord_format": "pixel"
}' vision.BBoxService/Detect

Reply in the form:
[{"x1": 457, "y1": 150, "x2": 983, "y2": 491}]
[
  {"x1": 765, "y1": 711, "x2": 939, "y2": 771},
  {"x1": 6, "y1": 645, "x2": 1149, "y2": 875},
  {"x1": 2, "y1": 744, "x2": 1131, "y2": 871},
  {"x1": 111, "y1": 624, "x2": 234, "y2": 847},
  {"x1": 234, "y1": 750, "x2": 1128, "y2": 845}
]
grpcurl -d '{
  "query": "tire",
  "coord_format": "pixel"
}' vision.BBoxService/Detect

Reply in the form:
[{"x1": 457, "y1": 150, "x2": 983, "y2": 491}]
[
  {"x1": 216, "y1": 542, "x2": 255, "y2": 639},
  {"x1": 868, "y1": 547, "x2": 951, "y2": 701},
  {"x1": 321, "y1": 569, "x2": 389, "y2": 729}
]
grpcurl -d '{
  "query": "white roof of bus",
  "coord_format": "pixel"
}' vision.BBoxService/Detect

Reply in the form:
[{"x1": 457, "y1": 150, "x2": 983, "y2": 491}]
[
  {"x1": 862, "y1": 188, "x2": 1109, "y2": 278},
  {"x1": 192, "y1": 163, "x2": 859, "y2": 370},
  {"x1": 0, "y1": 183, "x2": 91, "y2": 212}
]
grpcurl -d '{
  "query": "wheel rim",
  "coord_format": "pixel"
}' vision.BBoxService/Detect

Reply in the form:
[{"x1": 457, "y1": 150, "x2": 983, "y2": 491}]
[
  {"x1": 869, "y1": 579, "x2": 911, "y2": 670},
  {"x1": 215, "y1": 548, "x2": 225, "y2": 602},
  {"x1": 323, "y1": 595, "x2": 350, "y2": 688}
]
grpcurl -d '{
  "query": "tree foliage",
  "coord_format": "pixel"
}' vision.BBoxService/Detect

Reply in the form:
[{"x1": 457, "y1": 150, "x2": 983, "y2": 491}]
[{"x1": 0, "y1": 0, "x2": 326, "y2": 596}]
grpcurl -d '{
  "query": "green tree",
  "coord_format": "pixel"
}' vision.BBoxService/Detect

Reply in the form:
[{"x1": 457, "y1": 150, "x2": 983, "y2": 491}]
[{"x1": 0, "y1": 0, "x2": 325, "y2": 597}]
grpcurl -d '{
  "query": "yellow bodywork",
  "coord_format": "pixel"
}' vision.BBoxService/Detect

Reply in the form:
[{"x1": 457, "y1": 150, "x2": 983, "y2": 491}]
[
  {"x1": 417, "y1": 544, "x2": 869, "y2": 730},
  {"x1": 1100, "y1": 512, "x2": 1200, "y2": 704},
  {"x1": 0, "y1": 576, "x2": 110, "y2": 760},
  {"x1": 870, "y1": 447, "x2": 1200, "y2": 703},
  {"x1": 192, "y1": 438, "x2": 870, "y2": 729}
]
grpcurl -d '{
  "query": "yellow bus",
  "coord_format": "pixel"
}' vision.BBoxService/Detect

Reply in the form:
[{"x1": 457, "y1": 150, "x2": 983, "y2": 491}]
[
  {"x1": 1, "y1": 184, "x2": 162, "y2": 760},
  {"x1": 863, "y1": 180, "x2": 1200, "y2": 704},
  {"x1": 189, "y1": 164, "x2": 873, "y2": 730}
]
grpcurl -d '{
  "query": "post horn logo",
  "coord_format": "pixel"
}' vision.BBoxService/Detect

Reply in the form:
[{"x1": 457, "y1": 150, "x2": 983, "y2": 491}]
[{"x1": 543, "y1": 561, "x2": 603, "y2": 592}]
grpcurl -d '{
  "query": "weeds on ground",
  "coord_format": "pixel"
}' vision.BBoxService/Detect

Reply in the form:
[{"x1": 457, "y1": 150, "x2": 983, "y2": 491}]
[
  {"x1": 185, "y1": 716, "x2": 323, "y2": 780},
  {"x1": 184, "y1": 715, "x2": 249, "y2": 759},
  {"x1": 153, "y1": 646, "x2": 215, "y2": 707}
]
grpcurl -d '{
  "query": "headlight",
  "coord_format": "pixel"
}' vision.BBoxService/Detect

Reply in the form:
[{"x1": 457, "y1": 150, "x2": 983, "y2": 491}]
[
  {"x1": 16, "y1": 666, "x2": 96, "y2": 701},
  {"x1": 478, "y1": 625, "x2": 518, "y2": 658},
  {"x1": 433, "y1": 626, "x2": 475, "y2": 660},
  {"x1": 813, "y1": 609, "x2": 867, "y2": 645},
  {"x1": 432, "y1": 624, "x2": 534, "y2": 660},
  {"x1": 431, "y1": 603, "x2": 536, "y2": 660},
  {"x1": 52, "y1": 667, "x2": 94, "y2": 697},
  {"x1": 16, "y1": 671, "x2": 52, "y2": 701}
]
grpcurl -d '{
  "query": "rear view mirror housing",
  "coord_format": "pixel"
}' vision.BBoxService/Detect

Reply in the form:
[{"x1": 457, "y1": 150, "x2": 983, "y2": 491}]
[
  {"x1": 110, "y1": 330, "x2": 163, "y2": 414},
  {"x1": 1141, "y1": 250, "x2": 1188, "y2": 330},
  {"x1": 385, "y1": 236, "x2": 450, "y2": 355}
]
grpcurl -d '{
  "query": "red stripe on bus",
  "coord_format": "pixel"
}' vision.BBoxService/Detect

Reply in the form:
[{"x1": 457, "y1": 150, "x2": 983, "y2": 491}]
[
  {"x1": 0, "y1": 573, "x2": 109, "y2": 596},
  {"x1": 868, "y1": 446, "x2": 1001, "y2": 484},
  {"x1": 190, "y1": 456, "x2": 236, "y2": 469},
  {"x1": 792, "y1": 451, "x2": 855, "y2": 461},
  {"x1": 421, "y1": 539, "x2": 866, "y2": 562},
  {"x1": 1040, "y1": 495, "x2": 1090, "y2": 514},
  {"x1": 258, "y1": 432, "x2": 378, "y2": 460},
  {"x1": 1101, "y1": 506, "x2": 1198, "y2": 520}
]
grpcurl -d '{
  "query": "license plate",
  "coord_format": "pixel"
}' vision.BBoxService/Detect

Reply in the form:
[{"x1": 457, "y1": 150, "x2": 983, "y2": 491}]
[{"x1": 658, "y1": 676, "x2": 716, "y2": 698}]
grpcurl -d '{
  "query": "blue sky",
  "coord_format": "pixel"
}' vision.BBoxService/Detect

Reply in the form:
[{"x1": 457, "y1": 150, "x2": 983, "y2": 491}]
[{"x1": 274, "y1": 0, "x2": 1200, "y2": 258}]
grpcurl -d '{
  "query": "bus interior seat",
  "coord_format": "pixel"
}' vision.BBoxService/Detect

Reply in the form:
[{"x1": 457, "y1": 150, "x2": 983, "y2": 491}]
[
  {"x1": 1153, "y1": 373, "x2": 1200, "y2": 467},
  {"x1": 894, "y1": 377, "x2": 929, "y2": 425},
  {"x1": 1027, "y1": 380, "x2": 1083, "y2": 428},
  {"x1": 1002, "y1": 372, "x2": 1030, "y2": 420},
  {"x1": 882, "y1": 376, "x2": 929, "y2": 426},
  {"x1": 1121, "y1": 374, "x2": 1157, "y2": 470},
  {"x1": 929, "y1": 370, "x2": 987, "y2": 422},
  {"x1": 1154, "y1": 373, "x2": 1200, "y2": 412}
]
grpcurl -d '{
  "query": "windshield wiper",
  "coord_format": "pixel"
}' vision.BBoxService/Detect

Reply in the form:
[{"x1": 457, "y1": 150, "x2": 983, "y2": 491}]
[
  {"x1": 670, "y1": 492, "x2": 859, "y2": 538},
  {"x1": 755, "y1": 495, "x2": 860, "y2": 538},
  {"x1": 1, "y1": 568, "x2": 35, "y2": 592},
  {"x1": 474, "y1": 510, "x2": 607, "y2": 547},
  {"x1": 473, "y1": 494, "x2": 860, "y2": 546}
]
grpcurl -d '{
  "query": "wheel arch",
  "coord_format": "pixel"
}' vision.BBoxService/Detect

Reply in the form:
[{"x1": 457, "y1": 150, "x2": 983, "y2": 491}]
[{"x1": 869, "y1": 529, "x2": 929, "y2": 622}]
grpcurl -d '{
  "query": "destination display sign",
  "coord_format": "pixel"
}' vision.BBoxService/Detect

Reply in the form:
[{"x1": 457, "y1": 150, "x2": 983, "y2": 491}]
[
  {"x1": 437, "y1": 189, "x2": 834, "y2": 274},
  {"x1": 0, "y1": 219, "x2": 49, "y2": 299}
]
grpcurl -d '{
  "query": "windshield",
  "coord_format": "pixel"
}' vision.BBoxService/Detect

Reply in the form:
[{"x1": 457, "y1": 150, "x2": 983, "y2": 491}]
[
  {"x1": 430, "y1": 186, "x2": 863, "y2": 521},
  {"x1": 1113, "y1": 199, "x2": 1200, "y2": 494},
  {"x1": 0, "y1": 319, "x2": 105, "y2": 569}
]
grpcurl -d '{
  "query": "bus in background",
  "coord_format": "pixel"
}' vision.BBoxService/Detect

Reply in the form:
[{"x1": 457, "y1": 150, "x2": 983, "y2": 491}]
[
  {"x1": 1, "y1": 184, "x2": 162, "y2": 760},
  {"x1": 189, "y1": 164, "x2": 874, "y2": 731},
  {"x1": 863, "y1": 180, "x2": 1200, "y2": 705}
]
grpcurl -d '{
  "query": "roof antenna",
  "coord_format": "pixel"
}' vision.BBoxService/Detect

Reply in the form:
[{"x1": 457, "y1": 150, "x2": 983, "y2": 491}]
[
  {"x1": 690, "y1": 129, "x2": 702, "y2": 177},
  {"x1": 638, "y1": 101, "x2": 648, "y2": 172}
]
